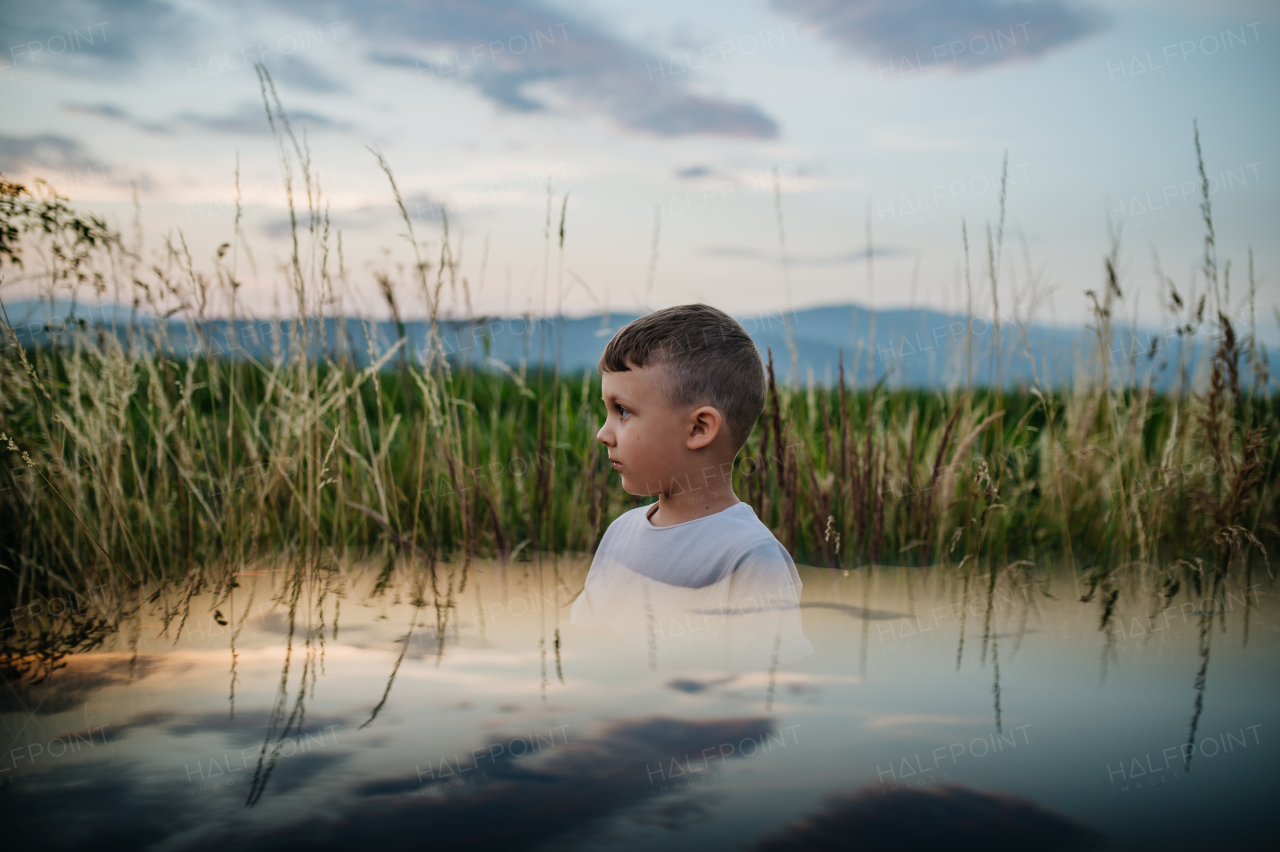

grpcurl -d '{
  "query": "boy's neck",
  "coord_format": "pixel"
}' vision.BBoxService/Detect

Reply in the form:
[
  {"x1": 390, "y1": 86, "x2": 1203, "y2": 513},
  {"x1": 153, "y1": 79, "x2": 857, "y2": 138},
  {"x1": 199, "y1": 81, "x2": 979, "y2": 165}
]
[{"x1": 647, "y1": 479, "x2": 741, "y2": 527}]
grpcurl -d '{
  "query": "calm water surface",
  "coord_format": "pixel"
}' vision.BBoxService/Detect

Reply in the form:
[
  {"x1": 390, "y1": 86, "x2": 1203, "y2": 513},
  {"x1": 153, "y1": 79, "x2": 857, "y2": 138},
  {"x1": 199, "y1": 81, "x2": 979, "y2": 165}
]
[{"x1": 1, "y1": 558, "x2": 1275, "y2": 851}]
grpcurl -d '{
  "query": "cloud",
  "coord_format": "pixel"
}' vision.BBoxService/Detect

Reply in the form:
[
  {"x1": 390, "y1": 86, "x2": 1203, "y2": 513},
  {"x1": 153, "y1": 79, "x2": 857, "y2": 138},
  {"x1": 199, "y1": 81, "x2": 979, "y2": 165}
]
[
  {"x1": 5, "y1": 1, "x2": 778, "y2": 138},
  {"x1": 699, "y1": 245, "x2": 910, "y2": 265},
  {"x1": 318, "y1": 0, "x2": 779, "y2": 138},
  {"x1": 259, "y1": 194, "x2": 447, "y2": 240},
  {"x1": 0, "y1": 0, "x2": 195, "y2": 73},
  {"x1": 773, "y1": 0, "x2": 1109, "y2": 72},
  {"x1": 61, "y1": 98, "x2": 346, "y2": 138},
  {"x1": 181, "y1": 714, "x2": 779, "y2": 850},
  {"x1": 0, "y1": 654, "x2": 162, "y2": 715},
  {"x1": 58, "y1": 98, "x2": 346, "y2": 144},
  {"x1": 264, "y1": 750, "x2": 351, "y2": 794},
  {"x1": 666, "y1": 675, "x2": 737, "y2": 693},
  {"x1": 0, "y1": 715, "x2": 785, "y2": 849},
  {"x1": 0, "y1": 716, "x2": 788, "y2": 851},
  {"x1": 676, "y1": 165, "x2": 716, "y2": 179},
  {"x1": 0, "y1": 762, "x2": 197, "y2": 851},
  {"x1": 100, "y1": 710, "x2": 178, "y2": 737},
  {"x1": 270, "y1": 54, "x2": 345, "y2": 93},
  {"x1": 362, "y1": 50, "x2": 418, "y2": 70},
  {"x1": 0, "y1": 134, "x2": 105, "y2": 175},
  {"x1": 754, "y1": 784, "x2": 1107, "y2": 851},
  {"x1": 62, "y1": 102, "x2": 172, "y2": 134},
  {"x1": 163, "y1": 709, "x2": 352, "y2": 737},
  {"x1": 2, "y1": 0, "x2": 344, "y2": 98},
  {"x1": 178, "y1": 101, "x2": 350, "y2": 135}
]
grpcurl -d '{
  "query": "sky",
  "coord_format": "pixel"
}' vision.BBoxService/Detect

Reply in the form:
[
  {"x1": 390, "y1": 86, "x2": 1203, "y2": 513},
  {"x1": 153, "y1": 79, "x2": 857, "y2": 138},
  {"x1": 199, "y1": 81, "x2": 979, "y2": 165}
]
[{"x1": 1, "y1": 0, "x2": 1277, "y2": 335}]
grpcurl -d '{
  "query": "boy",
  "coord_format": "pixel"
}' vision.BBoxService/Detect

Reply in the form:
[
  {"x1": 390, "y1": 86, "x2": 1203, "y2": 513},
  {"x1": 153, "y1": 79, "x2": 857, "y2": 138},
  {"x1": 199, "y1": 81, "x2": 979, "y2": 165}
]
[{"x1": 568, "y1": 304, "x2": 812, "y2": 668}]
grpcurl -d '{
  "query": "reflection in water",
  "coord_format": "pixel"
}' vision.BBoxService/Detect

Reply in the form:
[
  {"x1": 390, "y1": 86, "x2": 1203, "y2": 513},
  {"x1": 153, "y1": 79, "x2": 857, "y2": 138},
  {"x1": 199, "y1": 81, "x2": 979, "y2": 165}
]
[
  {"x1": 568, "y1": 502, "x2": 815, "y2": 673},
  {"x1": 188, "y1": 715, "x2": 779, "y2": 851},
  {"x1": 1, "y1": 559, "x2": 1275, "y2": 850},
  {"x1": 755, "y1": 784, "x2": 1106, "y2": 851},
  {"x1": 1185, "y1": 608, "x2": 1212, "y2": 774},
  {"x1": 568, "y1": 555, "x2": 813, "y2": 673}
]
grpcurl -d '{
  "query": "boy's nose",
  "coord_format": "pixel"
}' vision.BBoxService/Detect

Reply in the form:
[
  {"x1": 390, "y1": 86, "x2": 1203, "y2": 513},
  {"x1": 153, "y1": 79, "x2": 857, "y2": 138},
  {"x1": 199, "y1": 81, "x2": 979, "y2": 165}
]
[{"x1": 596, "y1": 422, "x2": 612, "y2": 446}]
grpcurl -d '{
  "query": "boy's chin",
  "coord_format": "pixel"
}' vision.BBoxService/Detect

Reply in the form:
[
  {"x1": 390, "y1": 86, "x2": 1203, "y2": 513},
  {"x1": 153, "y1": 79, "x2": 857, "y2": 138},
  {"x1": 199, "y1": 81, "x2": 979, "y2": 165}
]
[{"x1": 618, "y1": 476, "x2": 657, "y2": 497}]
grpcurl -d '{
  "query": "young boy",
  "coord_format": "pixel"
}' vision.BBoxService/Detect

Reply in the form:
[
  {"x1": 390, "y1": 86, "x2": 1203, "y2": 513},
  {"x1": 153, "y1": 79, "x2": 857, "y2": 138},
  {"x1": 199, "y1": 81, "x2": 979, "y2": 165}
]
[{"x1": 568, "y1": 304, "x2": 812, "y2": 668}]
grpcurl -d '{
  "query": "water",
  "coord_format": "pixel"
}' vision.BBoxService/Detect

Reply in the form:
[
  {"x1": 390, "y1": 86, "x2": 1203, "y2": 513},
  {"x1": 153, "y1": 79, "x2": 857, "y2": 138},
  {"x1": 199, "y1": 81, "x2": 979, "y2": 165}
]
[{"x1": 1, "y1": 559, "x2": 1275, "y2": 850}]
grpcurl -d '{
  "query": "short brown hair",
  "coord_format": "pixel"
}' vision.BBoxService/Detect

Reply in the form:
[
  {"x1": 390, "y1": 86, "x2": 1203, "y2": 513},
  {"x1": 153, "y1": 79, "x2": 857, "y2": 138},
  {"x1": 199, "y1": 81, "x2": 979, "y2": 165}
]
[{"x1": 599, "y1": 304, "x2": 765, "y2": 448}]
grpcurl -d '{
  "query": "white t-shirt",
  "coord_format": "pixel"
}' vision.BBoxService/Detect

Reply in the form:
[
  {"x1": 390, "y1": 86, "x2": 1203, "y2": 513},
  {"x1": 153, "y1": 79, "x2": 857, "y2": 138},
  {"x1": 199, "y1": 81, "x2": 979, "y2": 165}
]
[{"x1": 568, "y1": 501, "x2": 813, "y2": 669}]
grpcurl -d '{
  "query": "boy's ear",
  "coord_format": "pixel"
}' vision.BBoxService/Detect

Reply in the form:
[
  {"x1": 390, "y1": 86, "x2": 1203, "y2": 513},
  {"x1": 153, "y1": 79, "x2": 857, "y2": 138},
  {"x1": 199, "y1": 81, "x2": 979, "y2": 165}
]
[{"x1": 686, "y1": 405, "x2": 723, "y2": 450}]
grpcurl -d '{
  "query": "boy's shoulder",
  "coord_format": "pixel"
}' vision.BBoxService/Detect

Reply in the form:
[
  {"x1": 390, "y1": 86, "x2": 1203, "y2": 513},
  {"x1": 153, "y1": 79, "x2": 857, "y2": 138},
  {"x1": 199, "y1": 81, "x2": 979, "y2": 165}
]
[
  {"x1": 607, "y1": 500, "x2": 774, "y2": 537},
  {"x1": 597, "y1": 501, "x2": 782, "y2": 567},
  {"x1": 582, "y1": 501, "x2": 797, "y2": 592},
  {"x1": 611, "y1": 502, "x2": 657, "y2": 527},
  {"x1": 593, "y1": 503, "x2": 655, "y2": 545},
  {"x1": 707, "y1": 502, "x2": 782, "y2": 549},
  {"x1": 705, "y1": 500, "x2": 777, "y2": 534}
]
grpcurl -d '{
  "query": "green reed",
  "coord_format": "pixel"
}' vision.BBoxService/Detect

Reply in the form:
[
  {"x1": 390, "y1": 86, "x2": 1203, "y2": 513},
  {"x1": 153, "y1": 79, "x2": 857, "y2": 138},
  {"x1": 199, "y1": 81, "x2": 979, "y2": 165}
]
[
  {"x1": 2, "y1": 335, "x2": 1274, "y2": 590},
  {"x1": 0, "y1": 100, "x2": 1276, "y2": 616}
]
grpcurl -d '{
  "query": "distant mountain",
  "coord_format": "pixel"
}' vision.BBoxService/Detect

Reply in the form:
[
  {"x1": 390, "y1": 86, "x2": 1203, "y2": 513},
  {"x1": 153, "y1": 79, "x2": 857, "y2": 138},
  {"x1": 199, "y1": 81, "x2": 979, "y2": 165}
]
[{"x1": 2, "y1": 298, "x2": 1266, "y2": 392}]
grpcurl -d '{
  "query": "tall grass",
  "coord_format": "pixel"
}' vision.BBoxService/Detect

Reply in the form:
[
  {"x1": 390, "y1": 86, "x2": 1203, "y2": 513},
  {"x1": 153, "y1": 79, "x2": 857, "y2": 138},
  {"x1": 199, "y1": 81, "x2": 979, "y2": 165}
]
[{"x1": 1, "y1": 96, "x2": 1276, "y2": 623}]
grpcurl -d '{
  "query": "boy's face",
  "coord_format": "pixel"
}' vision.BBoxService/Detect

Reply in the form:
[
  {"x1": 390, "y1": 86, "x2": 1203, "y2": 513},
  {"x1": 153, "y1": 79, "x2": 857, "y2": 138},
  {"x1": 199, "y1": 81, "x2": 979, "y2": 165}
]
[{"x1": 597, "y1": 362, "x2": 717, "y2": 496}]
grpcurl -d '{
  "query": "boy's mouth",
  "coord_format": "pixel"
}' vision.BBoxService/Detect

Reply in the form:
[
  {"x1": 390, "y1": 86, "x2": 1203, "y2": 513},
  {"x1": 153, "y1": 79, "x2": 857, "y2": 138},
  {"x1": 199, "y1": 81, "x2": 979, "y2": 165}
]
[{"x1": 609, "y1": 457, "x2": 621, "y2": 470}]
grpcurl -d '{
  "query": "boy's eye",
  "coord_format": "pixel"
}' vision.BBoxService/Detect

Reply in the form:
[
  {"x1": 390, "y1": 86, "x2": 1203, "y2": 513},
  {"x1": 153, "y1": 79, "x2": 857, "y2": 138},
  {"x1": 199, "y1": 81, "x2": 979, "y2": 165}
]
[{"x1": 616, "y1": 405, "x2": 630, "y2": 418}]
